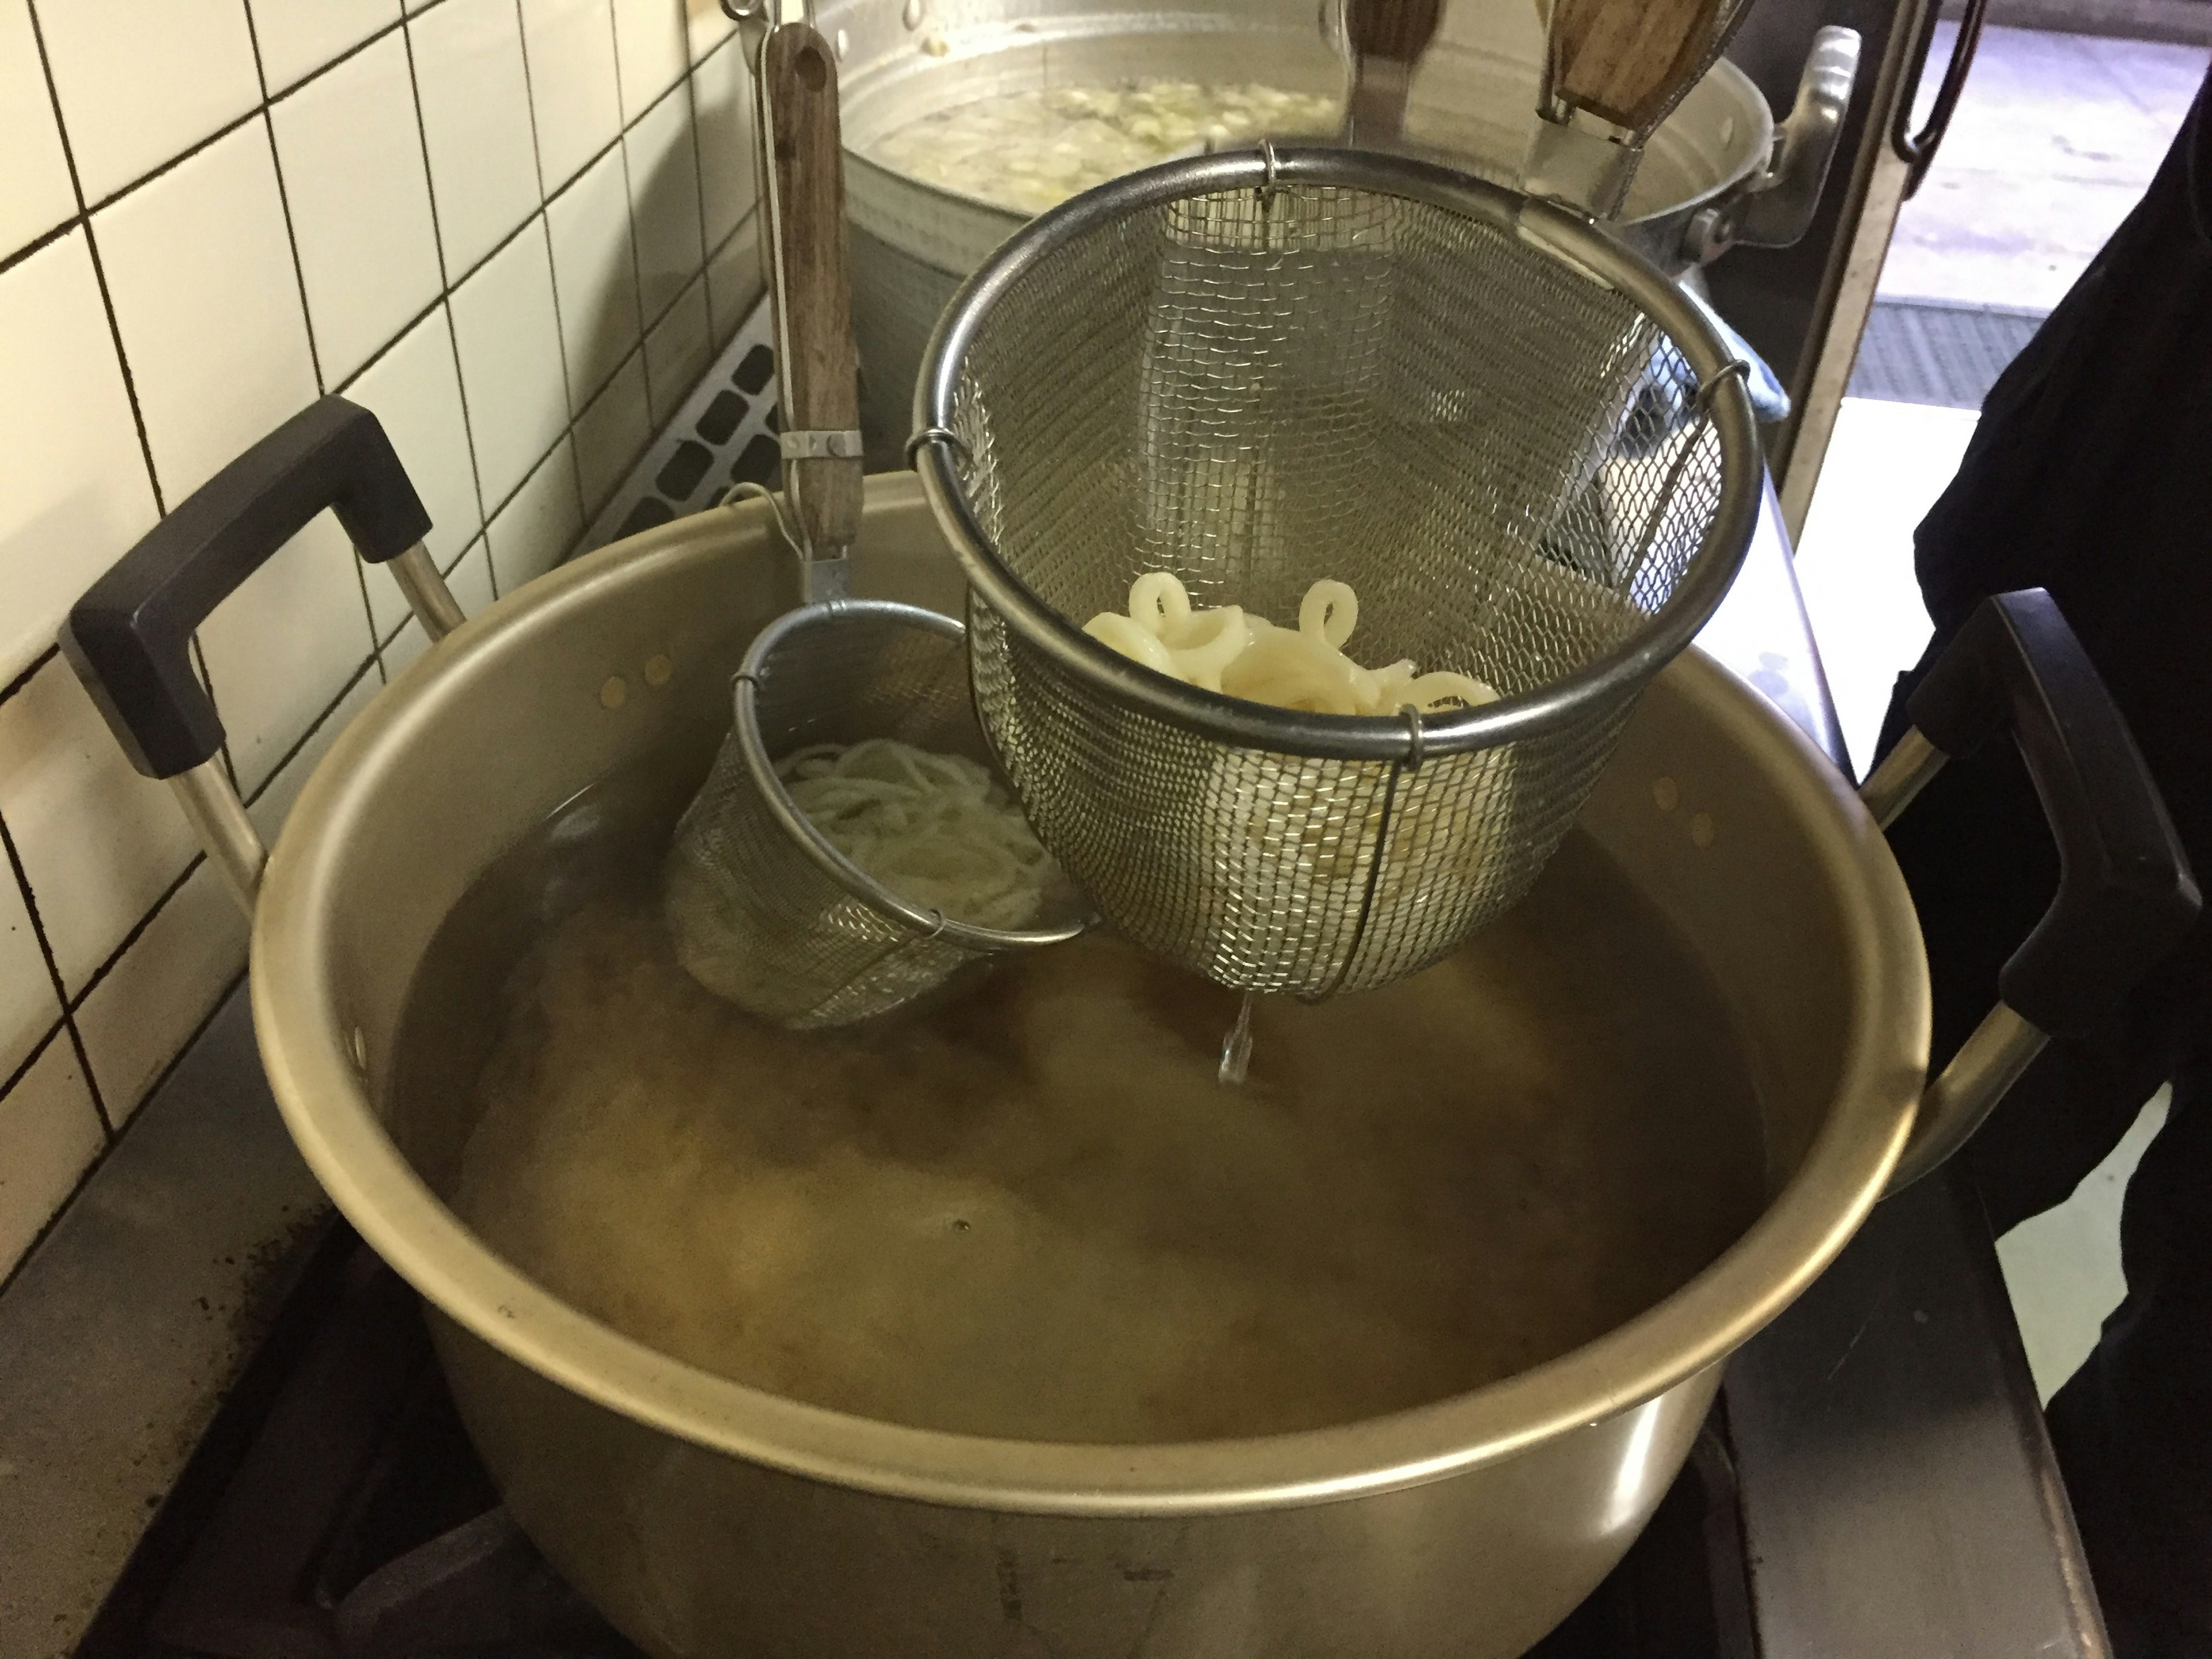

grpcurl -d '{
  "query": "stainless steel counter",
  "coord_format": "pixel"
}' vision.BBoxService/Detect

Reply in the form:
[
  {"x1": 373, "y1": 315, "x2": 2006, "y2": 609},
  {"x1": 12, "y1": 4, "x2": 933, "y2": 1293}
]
[{"x1": 0, "y1": 474, "x2": 2099, "y2": 1659}]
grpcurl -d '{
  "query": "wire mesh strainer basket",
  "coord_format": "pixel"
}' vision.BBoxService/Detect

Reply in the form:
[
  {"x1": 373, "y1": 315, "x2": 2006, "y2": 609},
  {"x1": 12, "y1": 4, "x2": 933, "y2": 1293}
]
[
  {"x1": 911, "y1": 146, "x2": 1762, "y2": 999},
  {"x1": 664, "y1": 600, "x2": 1087, "y2": 1028}
]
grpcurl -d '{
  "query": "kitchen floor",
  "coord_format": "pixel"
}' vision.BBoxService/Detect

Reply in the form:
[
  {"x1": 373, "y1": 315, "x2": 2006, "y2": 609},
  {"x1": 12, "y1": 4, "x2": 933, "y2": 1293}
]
[{"x1": 1793, "y1": 20, "x2": 2206, "y2": 1400}]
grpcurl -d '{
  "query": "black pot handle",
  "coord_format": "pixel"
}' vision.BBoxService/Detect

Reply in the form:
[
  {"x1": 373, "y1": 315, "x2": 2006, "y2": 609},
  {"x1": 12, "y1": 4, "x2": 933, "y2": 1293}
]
[
  {"x1": 61, "y1": 396, "x2": 433, "y2": 782},
  {"x1": 1865, "y1": 589, "x2": 2200, "y2": 1190}
]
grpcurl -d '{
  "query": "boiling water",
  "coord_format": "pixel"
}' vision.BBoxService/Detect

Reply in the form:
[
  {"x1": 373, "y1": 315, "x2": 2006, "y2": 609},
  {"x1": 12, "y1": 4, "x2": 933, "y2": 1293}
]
[
  {"x1": 872, "y1": 81, "x2": 1340, "y2": 215},
  {"x1": 405, "y1": 768, "x2": 1767, "y2": 1445}
]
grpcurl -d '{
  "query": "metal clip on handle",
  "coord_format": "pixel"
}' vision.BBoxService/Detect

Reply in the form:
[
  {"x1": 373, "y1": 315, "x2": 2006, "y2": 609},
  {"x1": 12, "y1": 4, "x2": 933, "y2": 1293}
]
[
  {"x1": 1862, "y1": 589, "x2": 2200, "y2": 1192},
  {"x1": 60, "y1": 396, "x2": 447, "y2": 914}
]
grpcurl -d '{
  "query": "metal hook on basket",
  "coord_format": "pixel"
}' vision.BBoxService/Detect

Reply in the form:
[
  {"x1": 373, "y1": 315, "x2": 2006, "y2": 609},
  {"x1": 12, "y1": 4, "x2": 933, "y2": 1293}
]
[
  {"x1": 1692, "y1": 357, "x2": 1752, "y2": 414},
  {"x1": 905, "y1": 426, "x2": 972, "y2": 468},
  {"x1": 723, "y1": 481, "x2": 804, "y2": 554},
  {"x1": 1256, "y1": 138, "x2": 1285, "y2": 202},
  {"x1": 1399, "y1": 703, "x2": 1428, "y2": 772}
]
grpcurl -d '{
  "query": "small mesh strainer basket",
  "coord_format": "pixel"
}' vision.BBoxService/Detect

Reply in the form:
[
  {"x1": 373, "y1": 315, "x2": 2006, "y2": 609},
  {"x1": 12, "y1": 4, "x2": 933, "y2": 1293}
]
[
  {"x1": 911, "y1": 146, "x2": 1763, "y2": 999},
  {"x1": 664, "y1": 600, "x2": 1086, "y2": 1028}
]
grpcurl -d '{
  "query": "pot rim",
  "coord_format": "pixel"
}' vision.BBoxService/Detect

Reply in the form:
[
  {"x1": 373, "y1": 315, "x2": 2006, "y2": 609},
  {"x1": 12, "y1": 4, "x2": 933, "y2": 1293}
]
[{"x1": 252, "y1": 481, "x2": 1927, "y2": 1518}]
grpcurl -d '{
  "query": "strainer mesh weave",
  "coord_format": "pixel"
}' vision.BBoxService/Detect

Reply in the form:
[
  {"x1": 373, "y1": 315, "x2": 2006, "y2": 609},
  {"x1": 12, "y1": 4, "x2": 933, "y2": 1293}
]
[
  {"x1": 666, "y1": 607, "x2": 1016, "y2": 1028},
  {"x1": 937, "y1": 168, "x2": 1734, "y2": 996}
]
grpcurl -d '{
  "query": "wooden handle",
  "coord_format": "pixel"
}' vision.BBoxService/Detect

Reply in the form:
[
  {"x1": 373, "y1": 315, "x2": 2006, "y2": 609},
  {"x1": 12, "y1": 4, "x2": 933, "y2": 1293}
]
[
  {"x1": 1546, "y1": 0, "x2": 1726, "y2": 130},
  {"x1": 1342, "y1": 0, "x2": 1442, "y2": 139},
  {"x1": 763, "y1": 24, "x2": 862, "y2": 557},
  {"x1": 1344, "y1": 0, "x2": 1442, "y2": 66}
]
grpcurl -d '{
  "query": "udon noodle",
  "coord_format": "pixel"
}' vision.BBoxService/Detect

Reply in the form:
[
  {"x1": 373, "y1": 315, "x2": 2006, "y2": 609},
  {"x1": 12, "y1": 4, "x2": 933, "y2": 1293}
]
[
  {"x1": 782, "y1": 738, "x2": 1055, "y2": 930},
  {"x1": 1085, "y1": 574, "x2": 1502, "y2": 715}
]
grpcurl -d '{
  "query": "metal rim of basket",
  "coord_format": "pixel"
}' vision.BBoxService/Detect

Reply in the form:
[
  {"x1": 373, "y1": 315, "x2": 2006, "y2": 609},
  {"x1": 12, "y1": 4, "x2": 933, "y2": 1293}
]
[
  {"x1": 909, "y1": 143, "x2": 1767, "y2": 765},
  {"x1": 733, "y1": 599, "x2": 1090, "y2": 952}
]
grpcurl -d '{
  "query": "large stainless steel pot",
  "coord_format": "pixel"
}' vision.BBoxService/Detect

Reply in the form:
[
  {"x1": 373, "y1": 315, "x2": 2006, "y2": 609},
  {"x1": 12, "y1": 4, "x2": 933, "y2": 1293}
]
[
  {"x1": 61, "y1": 402, "x2": 2192, "y2": 1659},
  {"x1": 828, "y1": 0, "x2": 1859, "y2": 463}
]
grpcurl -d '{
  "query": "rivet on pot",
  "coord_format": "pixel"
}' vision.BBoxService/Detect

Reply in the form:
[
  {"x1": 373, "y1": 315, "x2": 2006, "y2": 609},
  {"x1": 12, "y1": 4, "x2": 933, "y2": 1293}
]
[
  {"x1": 1690, "y1": 812, "x2": 1717, "y2": 848},
  {"x1": 644, "y1": 654, "x2": 673, "y2": 687},
  {"x1": 921, "y1": 32, "x2": 948, "y2": 55},
  {"x1": 902, "y1": 0, "x2": 924, "y2": 27},
  {"x1": 1652, "y1": 776, "x2": 1680, "y2": 812},
  {"x1": 349, "y1": 1027, "x2": 368, "y2": 1071},
  {"x1": 835, "y1": 27, "x2": 849, "y2": 57},
  {"x1": 601, "y1": 676, "x2": 628, "y2": 709}
]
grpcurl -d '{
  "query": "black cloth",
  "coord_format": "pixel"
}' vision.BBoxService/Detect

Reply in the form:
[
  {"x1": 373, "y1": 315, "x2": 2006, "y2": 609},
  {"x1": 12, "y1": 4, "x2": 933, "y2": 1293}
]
[{"x1": 1870, "y1": 60, "x2": 2212, "y2": 1659}]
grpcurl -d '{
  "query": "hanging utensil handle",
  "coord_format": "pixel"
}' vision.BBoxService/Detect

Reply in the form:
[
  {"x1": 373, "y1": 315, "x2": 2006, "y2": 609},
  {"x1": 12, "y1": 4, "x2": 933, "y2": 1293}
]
[
  {"x1": 1545, "y1": 0, "x2": 1728, "y2": 129},
  {"x1": 1865, "y1": 589, "x2": 2200, "y2": 1192},
  {"x1": 1528, "y1": 0, "x2": 1756, "y2": 216},
  {"x1": 1342, "y1": 0, "x2": 1442, "y2": 142},
  {"x1": 59, "y1": 395, "x2": 446, "y2": 912},
  {"x1": 1891, "y1": 0, "x2": 1990, "y2": 200},
  {"x1": 758, "y1": 22, "x2": 863, "y2": 591}
]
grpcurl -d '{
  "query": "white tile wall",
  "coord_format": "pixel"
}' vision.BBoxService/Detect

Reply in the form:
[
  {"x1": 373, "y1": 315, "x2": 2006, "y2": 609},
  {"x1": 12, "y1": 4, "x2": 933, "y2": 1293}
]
[
  {"x1": 547, "y1": 145, "x2": 643, "y2": 406},
  {"x1": 0, "y1": 2, "x2": 74, "y2": 259},
  {"x1": 0, "y1": 233, "x2": 161, "y2": 681},
  {"x1": 645, "y1": 276, "x2": 713, "y2": 426},
  {"x1": 249, "y1": 0, "x2": 403, "y2": 94},
  {"x1": 0, "y1": 666, "x2": 199, "y2": 997},
  {"x1": 0, "y1": 1033, "x2": 103, "y2": 1274},
  {"x1": 692, "y1": 35, "x2": 756, "y2": 251},
  {"x1": 521, "y1": 0, "x2": 623, "y2": 194},
  {"x1": 0, "y1": 858, "x2": 58, "y2": 1083},
  {"x1": 268, "y1": 32, "x2": 443, "y2": 384},
  {"x1": 93, "y1": 122, "x2": 321, "y2": 501},
  {"x1": 410, "y1": 0, "x2": 542, "y2": 276},
  {"x1": 613, "y1": 0, "x2": 689, "y2": 121},
  {"x1": 0, "y1": 0, "x2": 759, "y2": 1283},
  {"x1": 345, "y1": 309, "x2": 484, "y2": 631},
  {"x1": 449, "y1": 223, "x2": 569, "y2": 502},
  {"x1": 626, "y1": 82, "x2": 706, "y2": 331},
  {"x1": 488, "y1": 439, "x2": 586, "y2": 595},
  {"x1": 574, "y1": 351, "x2": 653, "y2": 514},
  {"x1": 196, "y1": 514, "x2": 380, "y2": 796},
  {"x1": 36, "y1": 0, "x2": 263, "y2": 206}
]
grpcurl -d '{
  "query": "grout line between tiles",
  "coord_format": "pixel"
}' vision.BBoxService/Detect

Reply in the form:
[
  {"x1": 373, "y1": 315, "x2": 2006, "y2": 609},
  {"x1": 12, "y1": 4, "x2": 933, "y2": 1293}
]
[
  {"x1": 261, "y1": 112, "x2": 327, "y2": 395},
  {"x1": 25, "y1": 0, "x2": 170, "y2": 517},
  {"x1": 0, "y1": 959, "x2": 251, "y2": 1302},
  {"x1": 241, "y1": 653, "x2": 381, "y2": 810},
  {"x1": 437, "y1": 294, "x2": 493, "y2": 531},
  {"x1": 533, "y1": 214, "x2": 581, "y2": 432},
  {"x1": 0, "y1": 1052, "x2": 123, "y2": 1300},
  {"x1": 397, "y1": 14, "x2": 454, "y2": 293},
  {"x1": 239, "y1": 0, "x2": 273, "y2": 103},
  {"x1": 0, "y1": 815, "x2": 107, "y2": 1134},
  {"x1": 263, "y1": 13, "x2": 413, "y2": 112},
  {"x1": 443, "y1": 208, "x2": 549, "y2": 305},
  {"x1": 0, "y1": 215, "x2": 84, "y2": 282},
  {"x1": 0, "y1": 814, "x2": 103, "y2": 1123},
  {"x1": 513, "y1": 0, "x2": 554, "y2": 205},
  {"x1": 190, "y1": 636, "x2": 239, "y2": 793},
  {"x1": 685, "y1": 47, "x2": 714, "y2": 298},
  {"x1": 353, "y1": 559, "x2": 389, "y2": 685},
  {"x1": 69, "y1": 851, "x2": 207, "y2": 1018},
  {"x1": 0, "y1": 647, "x2": 60, "y2": 711},
  {"x1": 78, "y1": 104, "x2": 271, "y2": 223},
  {"x1": 329, "y1": 293, "x2": 448, "y2": 396},
  {"x1": 0, "y1": 1017, "x2": 71, "y2": 1126}
]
